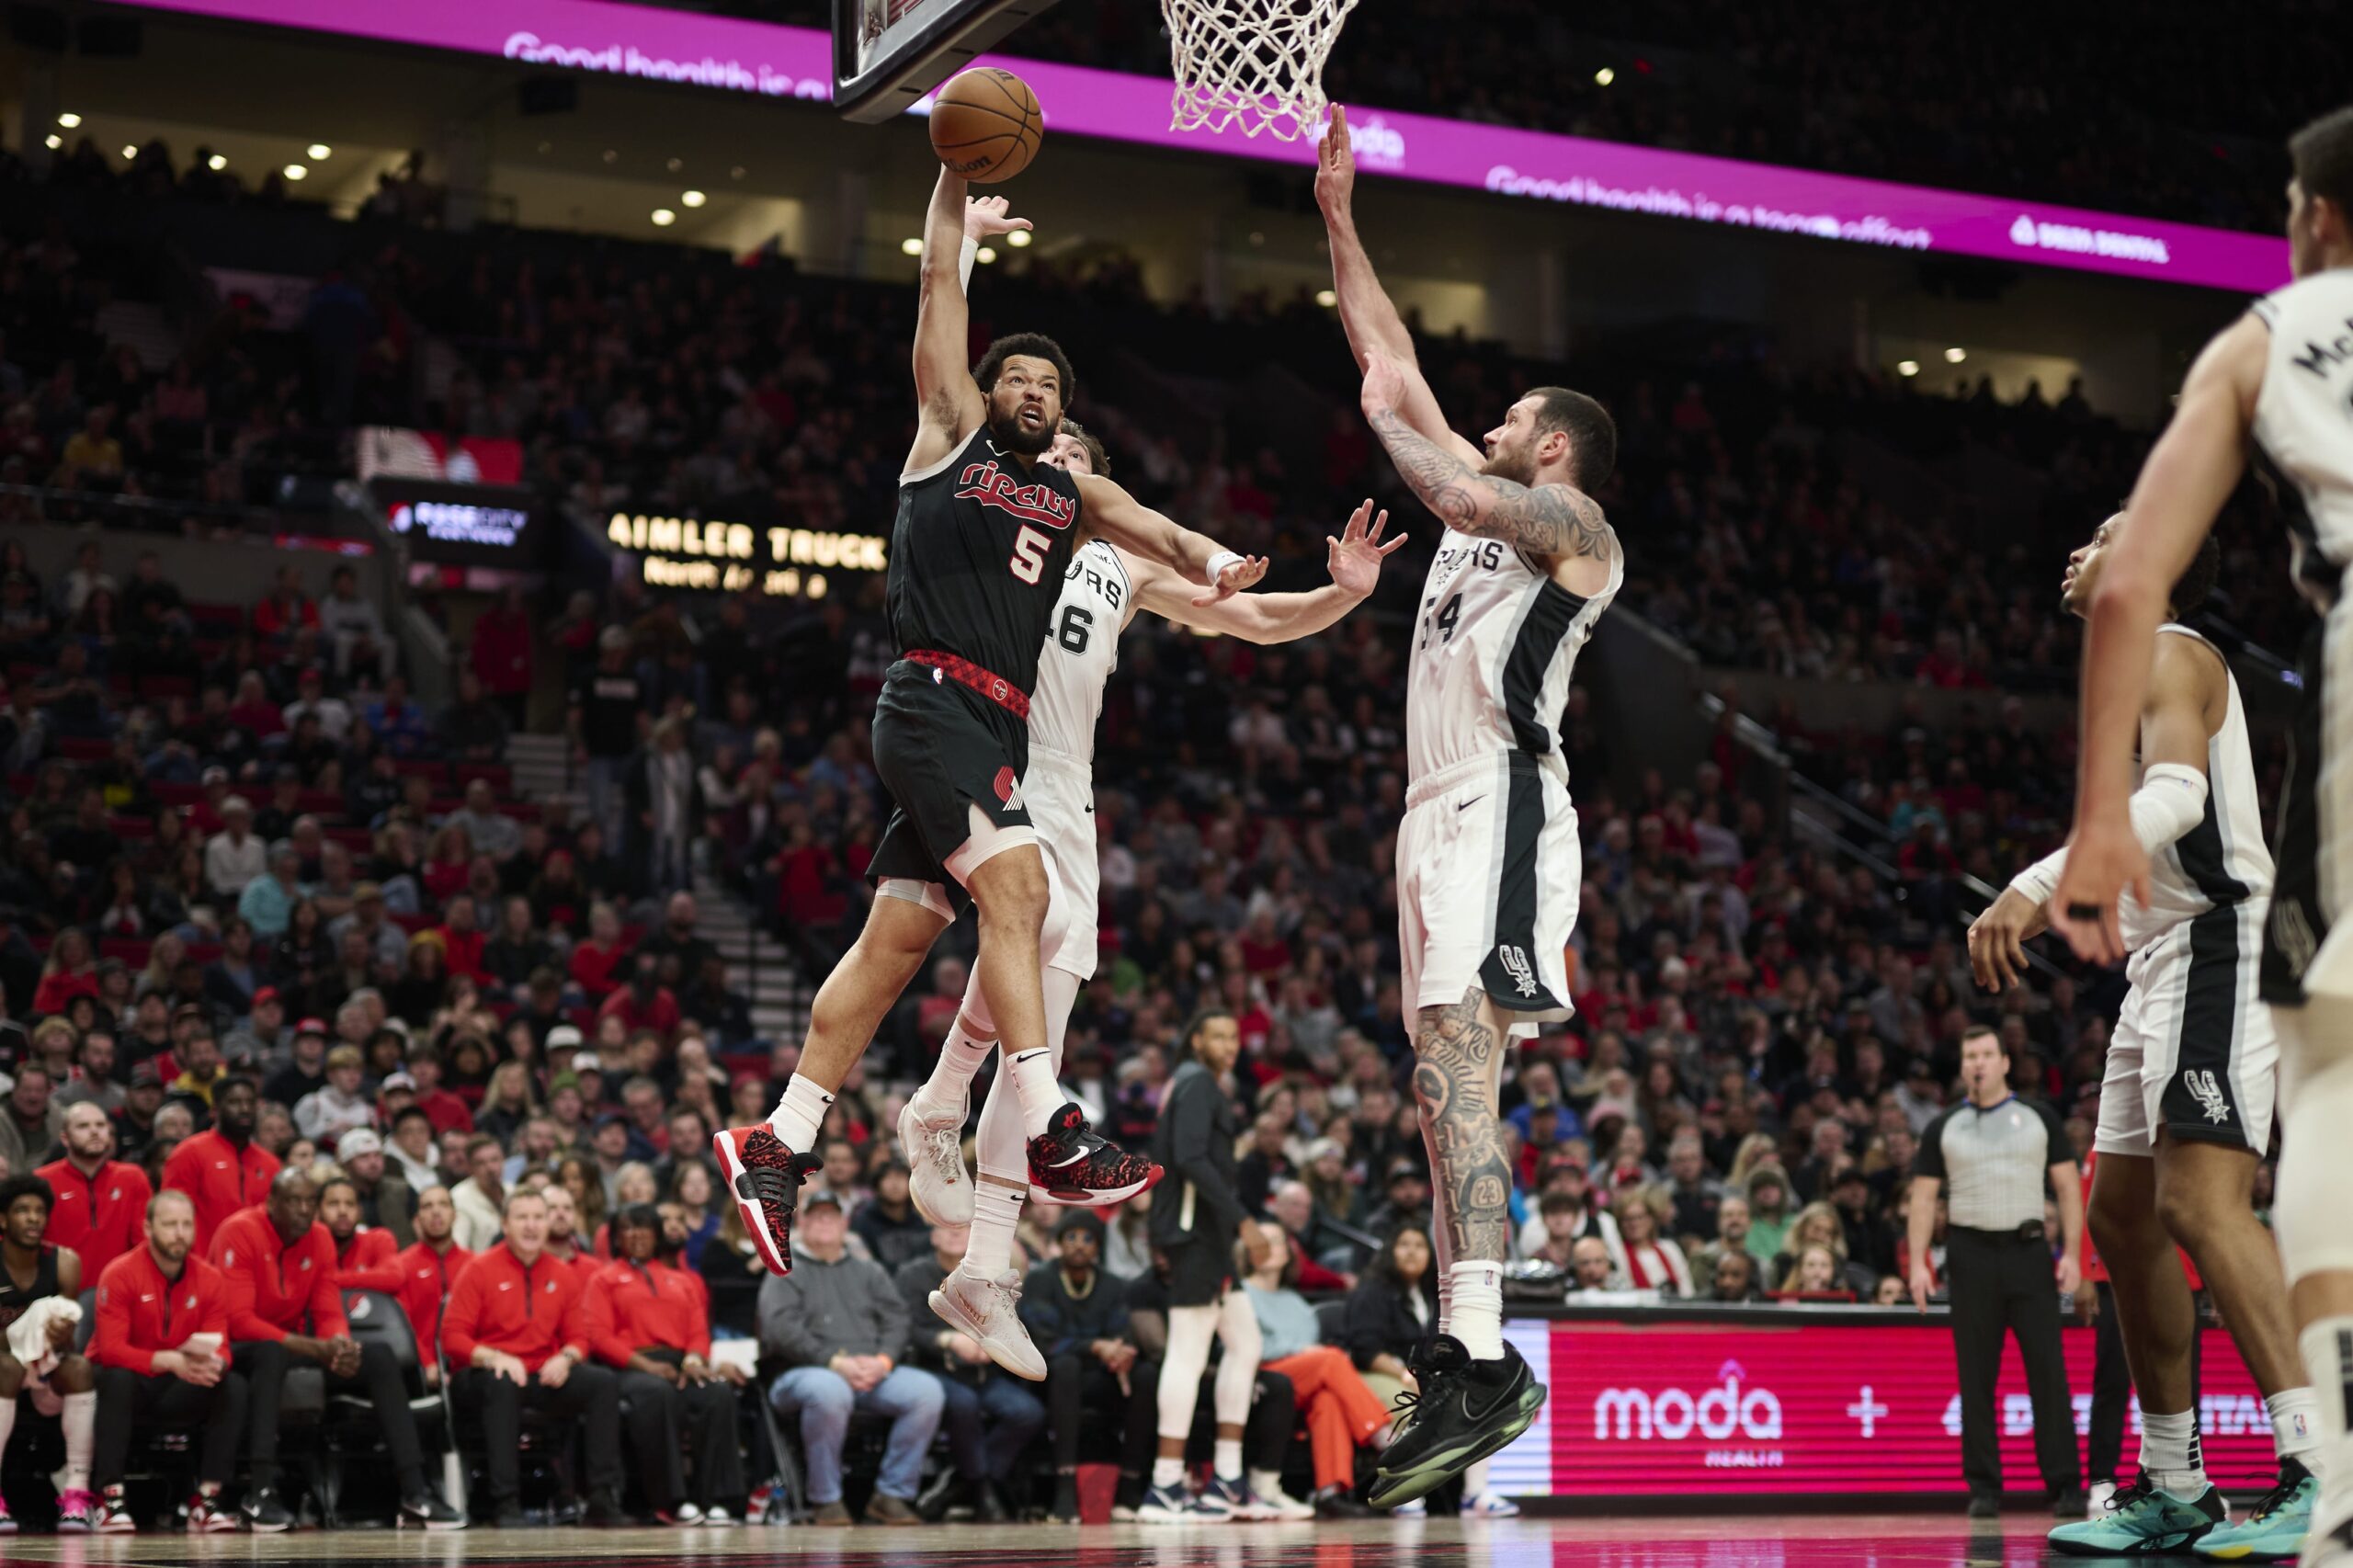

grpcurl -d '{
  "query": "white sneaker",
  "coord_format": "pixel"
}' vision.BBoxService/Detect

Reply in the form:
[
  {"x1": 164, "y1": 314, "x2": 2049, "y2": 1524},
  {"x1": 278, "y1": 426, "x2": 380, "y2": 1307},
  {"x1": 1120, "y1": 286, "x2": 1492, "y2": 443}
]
[
  {"x1": 701, "y1": 1506, "x2": 737, "y2": 1527},
  {"x1": 900, "y1": 1096, "x2": 973, "y2": 1226},
  {"x1": 671, "y1": 1502, "x2": 704, "y2": 1526},
  {"x1": 1391, "y1": 1496, "x2": 1427, "y2": 1517},
  {"x1": 1460, "y1": 1489, "x2": 1519, "y2": 1518},
  {"x1": 930, "y1": 1266, "x2": 1047, "y2": 1380},
  {"x1": 2087, "y1": 1479, "x2": 2116, "y2": 1516},
  {"x1": 1247, "y1": 1472, "x2": 1316, "y2": 1520}
]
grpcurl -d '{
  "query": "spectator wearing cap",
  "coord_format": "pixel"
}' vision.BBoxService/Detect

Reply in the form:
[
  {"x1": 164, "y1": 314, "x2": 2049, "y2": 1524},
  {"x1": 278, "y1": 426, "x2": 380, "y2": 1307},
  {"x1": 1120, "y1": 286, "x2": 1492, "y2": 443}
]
[
  {"x1": 1363, "y1": 1157, "x2": 1433, "y2": 1244},
  {"x1": 449, "y1": 1134, "x2": 506, "y2": 1252},
  {"x1": 41, "y1": 1098, "x2": 153, "y2": 1281},
  {"x1": 114, "y1": 1062, "x2": 169, "y2": 1164},
  {"x1": 384, "y1": 1105, "x2": 439, "y2": 1191},
  {"x1": 401, "y1": 1048, "x2": 474, "y2": 1136},
  {"x1": 222, "y1": 984, "x2": 287, "y2": 1066},
  {"x1": 261, "y1": 1018, "x2": 329, "y2": 1110},
  {"x1": 203, "y1": 796, "x2": 265, "y2": 902},
  {"x1": 292, "y1": 1045, "x2": 373, "y2": 1146},
  {"x1": 161, "y1": 1074, "x2": 279, "y2": 1255},
  {"x1": 757, "y1": 1188, "x2": 939, "y2": 1526},
  {"x1": 1017, "y1": 1209, "x2": 1151, "y2": 1523},
  {"x1": 236, "y1": 846, "x2": 303, "y2": 941},
  {"x1": 337, "y1": 1126, "x2": 415, "y2": 1246}
]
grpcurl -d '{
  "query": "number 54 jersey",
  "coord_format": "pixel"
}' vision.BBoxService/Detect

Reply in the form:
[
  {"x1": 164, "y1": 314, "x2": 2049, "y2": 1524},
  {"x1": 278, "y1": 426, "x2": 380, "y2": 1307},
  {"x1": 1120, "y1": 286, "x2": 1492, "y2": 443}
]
[{"x1": 1398, "y1": 528, "x2": 1619, "y2": 1035}]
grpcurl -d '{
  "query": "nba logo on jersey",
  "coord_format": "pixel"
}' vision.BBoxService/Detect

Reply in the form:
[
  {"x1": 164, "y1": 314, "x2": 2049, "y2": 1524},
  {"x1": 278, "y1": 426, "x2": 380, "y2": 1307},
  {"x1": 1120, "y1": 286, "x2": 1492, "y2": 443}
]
[
  {"x1": 2185, "y1": 1069, "x2": 2234, "y2": 1124},
  {"x1": 1495, "y1": 945, "x2": 1540, "y2": 998}
]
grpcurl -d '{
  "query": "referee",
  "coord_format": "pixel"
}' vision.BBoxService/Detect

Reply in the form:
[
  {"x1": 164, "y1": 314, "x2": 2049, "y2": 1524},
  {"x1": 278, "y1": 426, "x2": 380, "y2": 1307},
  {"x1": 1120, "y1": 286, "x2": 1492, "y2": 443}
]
[{"x1": 1908, "y1": 1023, "x2": 2086, "y2": 1519}]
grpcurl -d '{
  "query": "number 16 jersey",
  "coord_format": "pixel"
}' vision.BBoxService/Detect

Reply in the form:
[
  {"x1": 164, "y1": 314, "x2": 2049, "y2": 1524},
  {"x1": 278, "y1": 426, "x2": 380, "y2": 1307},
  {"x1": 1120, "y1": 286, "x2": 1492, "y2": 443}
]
[{"x1": 1406, "y1": 528, "x2": 1620, "y2": 785}]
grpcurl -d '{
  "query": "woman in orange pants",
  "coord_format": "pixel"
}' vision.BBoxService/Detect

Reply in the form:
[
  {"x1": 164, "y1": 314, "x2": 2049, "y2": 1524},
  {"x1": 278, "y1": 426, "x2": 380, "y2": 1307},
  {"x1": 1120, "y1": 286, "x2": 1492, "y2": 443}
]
[{"x1": 1242, "y1": 1228, "x2": 1392, "y2": 1515}]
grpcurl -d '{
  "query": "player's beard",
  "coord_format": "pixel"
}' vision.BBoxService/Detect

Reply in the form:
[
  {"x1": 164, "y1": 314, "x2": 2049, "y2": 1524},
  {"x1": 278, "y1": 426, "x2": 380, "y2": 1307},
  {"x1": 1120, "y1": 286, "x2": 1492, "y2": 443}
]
[
  {"x1": 988, "y1": 403, "x2": 1055, "y2": 456},
  {"x1": 1481, "y1": 440, "x2": 1537, "y2": 488}
]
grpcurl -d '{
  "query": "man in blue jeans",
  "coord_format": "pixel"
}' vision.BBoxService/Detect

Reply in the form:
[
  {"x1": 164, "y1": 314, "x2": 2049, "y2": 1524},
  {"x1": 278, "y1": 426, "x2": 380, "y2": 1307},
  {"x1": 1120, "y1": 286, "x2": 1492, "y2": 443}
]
[{"x1": 758, "y1": 1189, "x2": 941, "y2": 1524}]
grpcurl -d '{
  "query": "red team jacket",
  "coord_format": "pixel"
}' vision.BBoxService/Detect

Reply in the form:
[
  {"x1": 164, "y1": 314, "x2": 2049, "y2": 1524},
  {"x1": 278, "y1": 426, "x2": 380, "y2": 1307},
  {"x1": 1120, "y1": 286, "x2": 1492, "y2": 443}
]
[
  {"x1": 577, "y1": 1256, "x2": 712, "y2": 1365},
  {"x1": 331, "y1": 1228, "x2": 405, "y2": 1293},
  {"x1": 440, "y1": 1244, "x2": 590, "y2": 1374},
  {"x1": 37, "y1": 1157, "x2": 151, "y2": 1282},
  {"x1": 396, "y1": 1240, "x2": 474, "y2": 1369},
  {"x1": 89, "y1": 1247, "x2": 234, "y2": 1374},
  {"x1": 162, "y1": 1132, "x2": 281, "y2": 1256},
  {"x1": 209, "y1": 1206, "x2": 347, "y2": 1343}
]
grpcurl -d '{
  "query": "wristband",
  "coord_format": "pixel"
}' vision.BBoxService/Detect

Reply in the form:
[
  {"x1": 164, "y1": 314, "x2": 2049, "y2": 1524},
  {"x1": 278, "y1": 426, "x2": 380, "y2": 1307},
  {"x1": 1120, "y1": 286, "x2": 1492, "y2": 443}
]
[
  {"x1": 957, "y1": 235, "x2": 979, "y2": 291},
  {"x1": 1206, "y1": 550, "x2": 1245, "y2": 584}
]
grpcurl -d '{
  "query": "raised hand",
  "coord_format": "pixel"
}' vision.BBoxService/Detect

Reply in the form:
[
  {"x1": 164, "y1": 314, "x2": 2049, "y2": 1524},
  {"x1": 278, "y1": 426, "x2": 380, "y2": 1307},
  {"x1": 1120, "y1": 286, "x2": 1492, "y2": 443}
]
[
  {"x1": 1326, "y1": 499, "x2": 1403, "y2": 597},
  {"x1": 963, "y1": 195, "x2": 1033, "y2": 242},
  {"x1": 1315, "y1": 104, "x2": 1356, "y2": 215},
  {"x1": 1190, "y1": 554, "x2": 1269, "y2": 608}
]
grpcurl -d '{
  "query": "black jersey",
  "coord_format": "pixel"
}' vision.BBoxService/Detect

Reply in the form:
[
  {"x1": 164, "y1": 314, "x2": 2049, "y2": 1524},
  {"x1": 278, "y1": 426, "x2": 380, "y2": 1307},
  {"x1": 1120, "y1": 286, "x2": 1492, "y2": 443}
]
[
  {"x1": 888, "y1": 425, "x2": 1083, "y2": 690},
  {"x1": 0, "y1": 1244, "x2": 58, "y2": 1333}
]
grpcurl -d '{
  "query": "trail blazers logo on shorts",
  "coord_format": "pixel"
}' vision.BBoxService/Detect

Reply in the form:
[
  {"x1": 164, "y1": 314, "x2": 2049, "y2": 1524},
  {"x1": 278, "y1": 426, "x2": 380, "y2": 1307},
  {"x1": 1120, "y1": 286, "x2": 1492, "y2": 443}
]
[
  {"x1": 1496, "y1": 944, "x2": 1540, "y2": 998},
  {"x1": 2184, "y1": 1068, "x2": 2234, "y2": 1125},
  {"x1": 994, "y1": 767, "x2": 1022, "y2": 810}
]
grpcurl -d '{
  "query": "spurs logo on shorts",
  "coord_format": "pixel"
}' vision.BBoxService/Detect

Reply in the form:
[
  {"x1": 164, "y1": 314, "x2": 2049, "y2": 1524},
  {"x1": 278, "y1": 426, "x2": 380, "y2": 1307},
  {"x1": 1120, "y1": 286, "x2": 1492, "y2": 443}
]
[
  {"x1": 2184, "y1": 1069, "x2": 2234, "y2": 1125},
  {"x1": 1496, "y1": 944, "x2": 1540, "y2": 998}
]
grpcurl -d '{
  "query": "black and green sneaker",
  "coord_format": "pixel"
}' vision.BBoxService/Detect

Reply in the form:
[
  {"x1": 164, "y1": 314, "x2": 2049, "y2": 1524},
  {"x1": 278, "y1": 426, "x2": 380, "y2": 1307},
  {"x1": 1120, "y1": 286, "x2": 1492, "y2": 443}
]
[{"x1": 1367, "y1": 1334, "x2": 1546, "y2": 1510}]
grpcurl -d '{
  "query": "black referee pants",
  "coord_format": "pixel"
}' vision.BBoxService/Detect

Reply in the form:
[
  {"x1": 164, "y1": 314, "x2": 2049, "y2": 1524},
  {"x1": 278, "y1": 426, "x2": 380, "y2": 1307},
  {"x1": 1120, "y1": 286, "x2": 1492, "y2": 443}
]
[{"x1": 1948, "y1": 1228, "x2": 2079, "y2": 1498}]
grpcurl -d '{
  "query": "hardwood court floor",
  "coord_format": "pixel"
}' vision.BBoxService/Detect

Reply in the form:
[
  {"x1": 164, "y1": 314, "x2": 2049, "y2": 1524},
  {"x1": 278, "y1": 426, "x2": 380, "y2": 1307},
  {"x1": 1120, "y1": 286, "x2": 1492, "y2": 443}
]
[{"x1": 0, "y1": 1513, "x2": 2112, "y2": 1567}]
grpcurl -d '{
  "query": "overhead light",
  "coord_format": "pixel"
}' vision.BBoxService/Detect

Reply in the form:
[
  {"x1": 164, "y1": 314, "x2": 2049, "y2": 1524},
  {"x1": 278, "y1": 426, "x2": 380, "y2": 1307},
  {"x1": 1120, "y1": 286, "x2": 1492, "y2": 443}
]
[
  {"x1": 122, "y1": 144, "x2": 139, "y2": 160},
  {"x1": 1006, "y1": 228, "x2": 1031, "y2": 248},
  {"x1": 1595, "y1": 66, "x2": 1616, "y2": 85},
  {"x1": 43, "y1": 135, "x2": 61, "y2": 151},
  {"x1": 283, "y1": 164, "x2": 307, "y2": 180},
  {"x1": 1315, "y1": 289, "x2": 1337, "y2": 307},
  {"x1": 602, "y1": 149, "x2": 619, "y2": 164},
  {"x1": 57, "y1": 113, "x2": 81, "y2": 129},
  {"x1": 900, "y1": 236, "x2": 925, "y2": 256},
  {"x1": 730, "y1": 165, "x2": 745, "y2": 179},
  {"x1": 1896, "y1": 359, "x2": 1920, "y2": 378},
  {"x1": 1944, "y1": 346, "x2": 1967, "y2": 363},
  {"x1": 975, "y1": 245, "x2": 997, "y2": 265},
  {"x1": 680, "y1": 189, "x2": 706, "y2": 208},
  {"x1": 666, "y1": 157, "x2": 684, "y2": 173},
  {"x1": 207, "y1": 153, "x2": 227, "y2": 171},
  {"x1": 307, "y1": 143, "x2": 331, "y2": 160},
  {"x1": 651, "y1": 209, "x2": 676, "y2": 227}
]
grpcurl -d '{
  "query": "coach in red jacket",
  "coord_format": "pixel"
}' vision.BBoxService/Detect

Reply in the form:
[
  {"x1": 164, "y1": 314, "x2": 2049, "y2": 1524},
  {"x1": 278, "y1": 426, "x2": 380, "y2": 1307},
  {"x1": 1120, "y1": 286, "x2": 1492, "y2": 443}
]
[
  {"x1": 159, "y1": 1076, "x2": 278, "y2": 1257},
  {"x1": 393, "y1": 1186, "x2": 472, "y2": 1385},
  {"x1": 442, "y1": 1186, "x2": 633, "y2": 1526},
  {"x1": 40, "y1": 1100, "x2": 152, "y2": 1283},
  {"x1": 580, "y1": 1203, "x2": 747, "y2": 1521},
  {"x1": 210, "y1": 1170, "x2": 460, "y2": 1529},
  {"x1": 88, "y1": 1188, "x2": 248, "y2": 1529}
]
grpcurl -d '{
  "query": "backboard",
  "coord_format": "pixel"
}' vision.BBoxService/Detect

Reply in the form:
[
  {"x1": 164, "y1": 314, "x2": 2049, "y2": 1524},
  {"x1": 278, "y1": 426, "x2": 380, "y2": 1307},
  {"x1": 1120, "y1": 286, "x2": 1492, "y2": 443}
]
[{"x1": 834, "y1": 0, "x2": 1065, "y2": 124}]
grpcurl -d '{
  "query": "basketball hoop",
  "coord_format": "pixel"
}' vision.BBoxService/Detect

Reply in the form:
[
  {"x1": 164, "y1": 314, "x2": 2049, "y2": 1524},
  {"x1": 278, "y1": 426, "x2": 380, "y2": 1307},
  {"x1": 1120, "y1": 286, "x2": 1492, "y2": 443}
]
[{"x1": 1158, "y1": 0, "x2": 1362, "y2": 141}]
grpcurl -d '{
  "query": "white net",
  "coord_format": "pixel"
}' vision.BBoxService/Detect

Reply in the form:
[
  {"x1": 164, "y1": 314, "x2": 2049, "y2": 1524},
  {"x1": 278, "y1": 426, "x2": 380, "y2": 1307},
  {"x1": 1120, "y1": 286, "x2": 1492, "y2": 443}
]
[{"x1": 1159, "y1": 0, "x2": 1363, "y2": 141}]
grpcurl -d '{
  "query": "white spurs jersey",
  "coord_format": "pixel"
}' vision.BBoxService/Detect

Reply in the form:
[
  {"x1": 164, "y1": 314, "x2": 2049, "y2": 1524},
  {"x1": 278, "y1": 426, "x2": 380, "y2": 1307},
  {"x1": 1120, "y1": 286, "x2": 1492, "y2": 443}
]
[
  {"x1": 2250, "y1": 270, "x2": 2353, "y2": 602},
  {"x1": 1028, "y1": 538, "x2": 1132, "y2": 766},
  {"x1": 1406, "y1": 529, "x2": 1620, "y2": 783},
  {"x1": 2118, "y1": 623, "x2": 2274, "y2": 951}
]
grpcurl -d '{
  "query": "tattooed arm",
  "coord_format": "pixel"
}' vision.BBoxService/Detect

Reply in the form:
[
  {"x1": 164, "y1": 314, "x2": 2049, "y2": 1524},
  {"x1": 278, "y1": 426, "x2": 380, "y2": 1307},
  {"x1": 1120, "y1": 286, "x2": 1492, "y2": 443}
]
[{"x1": 1361, "y1": 352, "x2": 1615, "y2": 568}]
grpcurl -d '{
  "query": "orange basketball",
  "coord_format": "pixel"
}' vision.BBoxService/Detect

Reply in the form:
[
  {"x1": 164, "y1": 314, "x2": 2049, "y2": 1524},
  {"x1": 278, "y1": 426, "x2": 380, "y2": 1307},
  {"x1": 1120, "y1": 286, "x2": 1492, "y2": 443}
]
[{"x1": 929, "y1": 67, "x2": 1042, "y2": 185}]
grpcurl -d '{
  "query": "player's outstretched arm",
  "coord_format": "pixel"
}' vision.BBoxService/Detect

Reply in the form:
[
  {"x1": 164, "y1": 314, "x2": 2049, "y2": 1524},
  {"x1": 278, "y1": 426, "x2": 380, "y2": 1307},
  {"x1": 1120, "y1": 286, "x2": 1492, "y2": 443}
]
[
  {"x1": 2052, "y1": 314, "x2": 2263, "y2": 963},
  {"x1": 1075, "y1": 472, "x2": 1267, "y2": 607},
  {"x1": 1316, "y1": 108, "x2": 1483, "y2": 468},
  {"x1": 1361, "y1": 351, "x2": 1613, "y2": 565},
  {"x1": 953, "y1": 195, "x2": 1032, "y2": 294},
  {"x1": 908, "y1": 169, "x2": 988, "y2": 472},
  {"x1": 1138, "y1": 499, "x2": 1402, "y2": 642}
]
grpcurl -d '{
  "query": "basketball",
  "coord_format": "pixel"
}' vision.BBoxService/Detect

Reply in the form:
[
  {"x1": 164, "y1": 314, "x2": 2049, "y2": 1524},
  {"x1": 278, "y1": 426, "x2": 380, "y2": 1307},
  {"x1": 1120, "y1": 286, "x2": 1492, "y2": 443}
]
[{"x1": 928, "y1": 67, "x2": 1042, "y2": 184}]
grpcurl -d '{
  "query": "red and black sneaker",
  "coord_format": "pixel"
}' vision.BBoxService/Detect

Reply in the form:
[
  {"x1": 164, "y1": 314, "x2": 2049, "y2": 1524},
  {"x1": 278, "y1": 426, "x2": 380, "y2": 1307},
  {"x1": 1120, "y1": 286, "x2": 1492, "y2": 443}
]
[
  {"x1": 1027, "y1": 1103, "x2": 1163, "y2": 1207},
  {"x1": 712, "y1": 1125, "x2": 824, "y2": 1275}
]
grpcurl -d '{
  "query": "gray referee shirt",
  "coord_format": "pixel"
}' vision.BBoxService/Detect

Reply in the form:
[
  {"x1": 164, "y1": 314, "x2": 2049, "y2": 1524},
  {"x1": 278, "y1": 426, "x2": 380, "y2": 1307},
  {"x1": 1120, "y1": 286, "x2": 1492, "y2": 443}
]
[{"x1": 1913, "y1": 1095, "x2": 2067, "y2": 1230}]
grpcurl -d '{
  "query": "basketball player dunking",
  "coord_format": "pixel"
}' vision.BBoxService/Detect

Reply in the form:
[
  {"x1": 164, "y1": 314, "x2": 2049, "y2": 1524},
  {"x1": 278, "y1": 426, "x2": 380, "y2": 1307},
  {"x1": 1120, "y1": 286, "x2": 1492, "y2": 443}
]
[
  {"x1": 716, "y1": 167, "x2": 1271, "y2": 1276},
  {"x1": 1318, "y1": 107, "x2": 1618, "y2": 1506},
  {"x1": 898, "y1": 198, "x2": 1404, "y2": 1392},
  {"x1": 1972, "y1": 517, "x2": 2322, "y2": 1558},
  {"x1": 2051, "y1": 104, "x2": 2353, "y2": 1567}
]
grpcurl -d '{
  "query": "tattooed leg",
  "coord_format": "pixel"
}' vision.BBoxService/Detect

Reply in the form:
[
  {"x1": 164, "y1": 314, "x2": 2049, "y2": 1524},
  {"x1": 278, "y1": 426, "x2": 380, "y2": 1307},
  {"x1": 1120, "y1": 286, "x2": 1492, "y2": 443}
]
[{"x1": 1414, "y1": 988, "x2": 1513, "y2": 1359}]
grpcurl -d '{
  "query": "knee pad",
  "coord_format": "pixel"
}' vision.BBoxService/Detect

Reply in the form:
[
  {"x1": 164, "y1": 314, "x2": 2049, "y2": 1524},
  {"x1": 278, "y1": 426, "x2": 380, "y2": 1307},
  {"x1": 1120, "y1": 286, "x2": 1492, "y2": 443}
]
[{"x1": 2276, "y1": 1000, "x2": 2353, "y2": 1282}]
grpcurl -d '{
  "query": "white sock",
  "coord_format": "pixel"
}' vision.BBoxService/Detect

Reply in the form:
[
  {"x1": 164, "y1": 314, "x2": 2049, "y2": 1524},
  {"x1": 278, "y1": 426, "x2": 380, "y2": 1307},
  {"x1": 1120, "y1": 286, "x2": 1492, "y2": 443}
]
[
  {"x1": 767, "y1": 1074, "x2": 835, "y2": 1153},
  {"x1": 2141, "y1": 1407, "x2": 2207, "y2": 1497},
  {"x1": 962, "y1": 1176, "x2": 1023, "y2": 1278},
  {"x1": 1448, "y1": 1261, "x2": 1505, "y2": 1361},
  {"x1": 1213, "y1": 1438, "x2": 1243, "y2": 1482},
  {"x1": 2299, "y1": 1318, "x2": 2353, "y2": 1516},
  {"x1": 1152, "y1": 1457, "x2": 1185, "y2": 1490},
  {"x1": 914, "y1": 1023, "x2": 996, "y2": 1122},
  {"x1": 59, "y1": 1390, "x2": 93, "y2": 1491},
  {"x1": 1249, "y1": 1468, "x2": 1289, "y2": 1501},
  {"x1": 1462, "y1": 1458, "x2": 1492, "y2": 1501},
  {"x1": 1006, "y1": 1048, "x2": 1064, "y2": 1140},
  {"x1": 2268, "y1": 1387, "x2": 2324, "y2": 1469}
]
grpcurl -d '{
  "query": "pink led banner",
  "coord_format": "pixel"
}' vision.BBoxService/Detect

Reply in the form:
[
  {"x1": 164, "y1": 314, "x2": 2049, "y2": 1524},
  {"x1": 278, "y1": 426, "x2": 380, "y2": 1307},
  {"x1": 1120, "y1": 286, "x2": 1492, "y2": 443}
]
[{"x1": 130, "y1": 0, "x2": 2290, "y2": 291}]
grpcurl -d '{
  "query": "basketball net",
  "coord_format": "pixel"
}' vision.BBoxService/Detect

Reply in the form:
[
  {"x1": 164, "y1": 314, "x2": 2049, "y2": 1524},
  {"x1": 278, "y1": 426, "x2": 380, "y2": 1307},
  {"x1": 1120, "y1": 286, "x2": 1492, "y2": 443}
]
[{"x1": 1159, "y1": 0, "x2": 1362, "y2": 141}]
